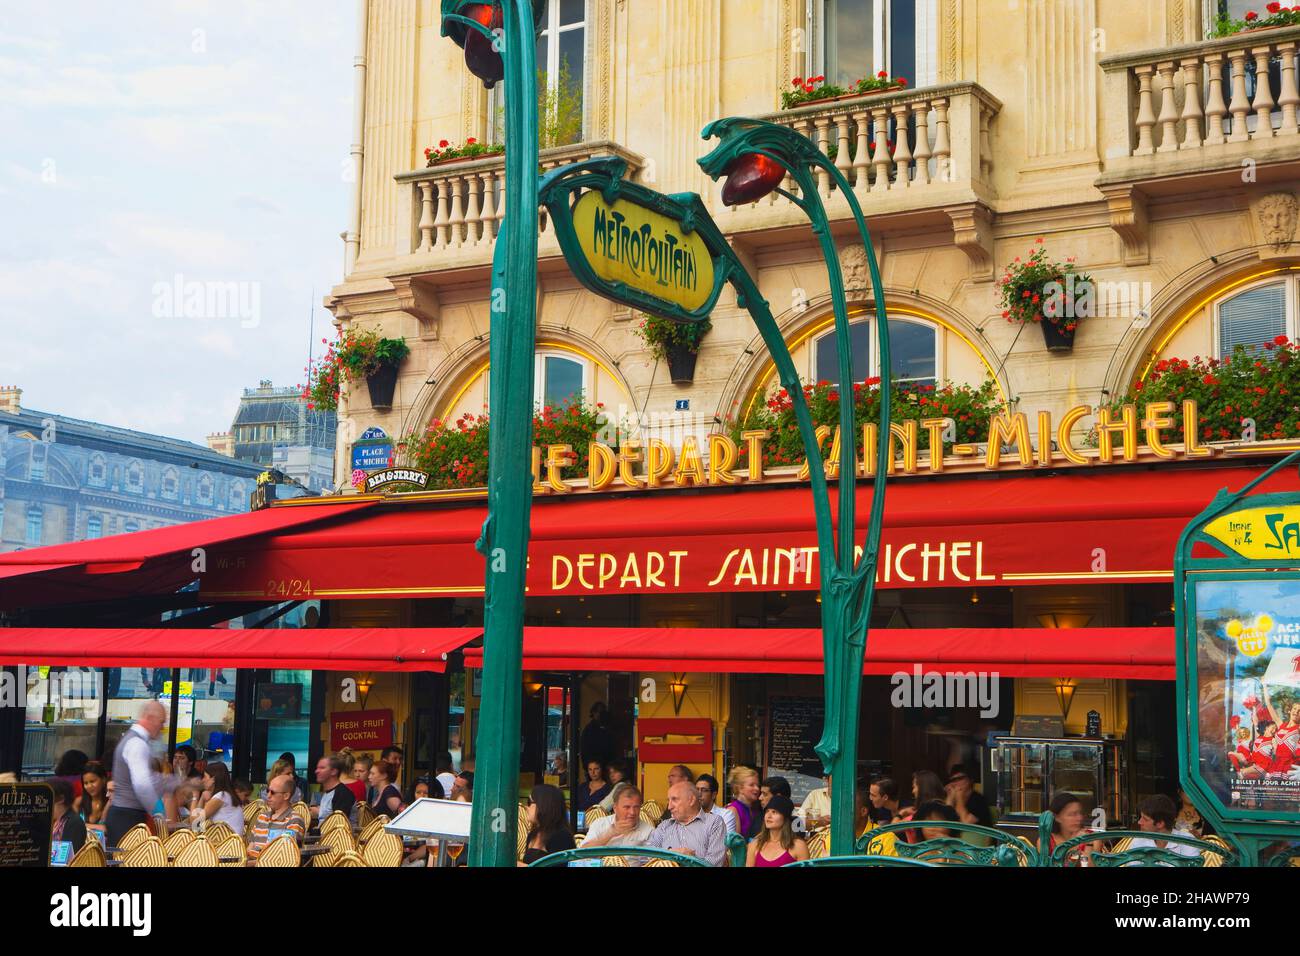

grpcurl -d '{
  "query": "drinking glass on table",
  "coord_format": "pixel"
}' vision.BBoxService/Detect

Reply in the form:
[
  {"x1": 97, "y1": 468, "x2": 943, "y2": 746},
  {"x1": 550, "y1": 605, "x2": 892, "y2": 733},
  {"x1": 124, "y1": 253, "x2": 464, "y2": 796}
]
[{"x1": 446, "y1": 840, "x2": 465, "y2": 866}]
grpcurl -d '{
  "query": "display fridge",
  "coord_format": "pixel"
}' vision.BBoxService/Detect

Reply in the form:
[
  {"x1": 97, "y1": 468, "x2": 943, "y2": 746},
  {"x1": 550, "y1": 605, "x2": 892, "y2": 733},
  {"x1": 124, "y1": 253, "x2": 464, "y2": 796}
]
[{"x1": 991, "y1": 736, "x2": 1127, "y2": 834}]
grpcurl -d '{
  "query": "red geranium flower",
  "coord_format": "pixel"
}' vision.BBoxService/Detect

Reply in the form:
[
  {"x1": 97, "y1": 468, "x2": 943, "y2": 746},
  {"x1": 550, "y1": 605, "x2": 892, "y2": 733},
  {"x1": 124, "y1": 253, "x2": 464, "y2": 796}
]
[
  {"x1": 1267, "y1": 1, "x2": 1281, "y2": 12},
  {"x1": 439, "y1": 139, "x2": 449, "y2": 147},
  {"x1": 1246, "y1": 10, "x2": 1259, "y2": 19}
]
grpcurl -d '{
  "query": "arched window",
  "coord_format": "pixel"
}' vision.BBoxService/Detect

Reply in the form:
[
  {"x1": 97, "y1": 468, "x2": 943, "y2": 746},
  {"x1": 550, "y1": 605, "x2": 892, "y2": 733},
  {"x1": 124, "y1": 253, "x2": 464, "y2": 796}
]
[
  {"x1": 88, "y1": 454, "x2": 107, "y2": 487},
  {"x1": 125, "y1": 460, "x2": 144, "y2": 494},
  {"x1": 197, "y1": 474, "x2": 213, "y2": 506},
  {"x1": 86, "y1": 514, "x2": 103, "y2": 539},
  {"x1": 124, "y1": 520, "x2": 140, "y2": 534},
  {"x1": 535, "y1": 351, "x2": 590, "y2": 408},
  {"x1": 161, "y1": 467, "x2": 179, "y2": 500},
  {"x1": 230, "y1": 481, "x2": 246, "y2": 510},
  {"x1": 1216, "y1": 279, "x2": 1290, "y2": 356},
  {"x1": 29, "y1": 444, "x2": 46, "y2": 482},
  {"x1": 810, "y1": 316, "x2": 938, "y2": 388}
]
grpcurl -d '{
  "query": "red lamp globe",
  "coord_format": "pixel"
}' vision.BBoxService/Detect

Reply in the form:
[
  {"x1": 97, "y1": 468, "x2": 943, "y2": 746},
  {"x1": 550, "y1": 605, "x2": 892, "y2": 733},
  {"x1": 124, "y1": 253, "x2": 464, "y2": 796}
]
[
  {"x1": 462, "y1": 3, "x2": 504, "y2": 87},
  {"x1": 720, "y1": 152, "x2": 786, "y2": 206}
]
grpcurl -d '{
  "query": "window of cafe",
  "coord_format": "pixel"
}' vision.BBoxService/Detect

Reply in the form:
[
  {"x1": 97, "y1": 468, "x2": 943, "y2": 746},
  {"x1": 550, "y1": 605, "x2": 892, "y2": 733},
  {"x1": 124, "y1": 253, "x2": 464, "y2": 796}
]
[
  {"x1": 811, "y1": 317, "x2": 938, "y2": 388},
  {"x1": 490, "y1": 0, "x2": 587, "y2": 147},
  {"x1": 1216, "y1": 279, "x2": 1290, "y2": 357}
]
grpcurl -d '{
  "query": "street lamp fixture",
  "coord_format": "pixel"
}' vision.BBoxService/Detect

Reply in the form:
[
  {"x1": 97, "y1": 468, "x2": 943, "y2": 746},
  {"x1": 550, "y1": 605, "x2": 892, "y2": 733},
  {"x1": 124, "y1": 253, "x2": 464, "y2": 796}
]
[{"x1": 720, "y1": 152, "x2": 786, "y2": 206}]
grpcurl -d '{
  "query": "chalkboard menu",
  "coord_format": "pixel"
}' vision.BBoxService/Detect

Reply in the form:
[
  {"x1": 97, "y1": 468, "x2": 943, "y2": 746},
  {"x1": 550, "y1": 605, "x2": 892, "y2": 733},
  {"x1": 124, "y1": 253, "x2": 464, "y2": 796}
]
[
  {"x1": 766, "y1": 696, "x2": 825, "y2": 804},
  {"x1": 0, "y1": 783, "x2": 53, "y2": 868}
]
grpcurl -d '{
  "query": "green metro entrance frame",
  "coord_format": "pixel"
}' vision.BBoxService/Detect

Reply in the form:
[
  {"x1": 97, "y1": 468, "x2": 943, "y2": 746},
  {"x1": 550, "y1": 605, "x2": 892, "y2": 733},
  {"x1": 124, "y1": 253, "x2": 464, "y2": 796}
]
[{"x1": 1175, "y1": 450, "x2": 1300, "y2": 866}]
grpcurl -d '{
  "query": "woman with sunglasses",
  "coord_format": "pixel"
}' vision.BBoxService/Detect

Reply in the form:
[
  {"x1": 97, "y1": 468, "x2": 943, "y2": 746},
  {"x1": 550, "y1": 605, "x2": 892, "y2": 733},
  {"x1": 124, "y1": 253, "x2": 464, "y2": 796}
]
[{"x1": 519, "y1": 783, "x2": 574, "y2": 866}]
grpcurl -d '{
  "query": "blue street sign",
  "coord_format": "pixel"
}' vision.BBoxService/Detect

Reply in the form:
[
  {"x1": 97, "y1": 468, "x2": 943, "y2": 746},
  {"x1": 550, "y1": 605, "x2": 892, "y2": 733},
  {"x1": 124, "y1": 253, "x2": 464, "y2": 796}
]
[
  {"x1": 352, "y1": 442, "x2": 394, "y2": 471},
  {"x1": 675, "y1": 399, "x2": 690, "y2": 411}
]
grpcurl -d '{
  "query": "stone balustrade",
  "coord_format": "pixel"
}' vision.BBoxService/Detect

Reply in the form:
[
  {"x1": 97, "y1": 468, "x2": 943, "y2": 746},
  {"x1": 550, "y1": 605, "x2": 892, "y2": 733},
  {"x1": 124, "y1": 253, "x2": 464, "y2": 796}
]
[
  {"x1": 1101, "y1": 25, "x2": 1300, "y2": 172},
  {"x1": 393, "y1": 141, "x2": 644, "y2": 258},
  {"x1": 738, "y1": 82, "x2": 1001, "y2": 210}
]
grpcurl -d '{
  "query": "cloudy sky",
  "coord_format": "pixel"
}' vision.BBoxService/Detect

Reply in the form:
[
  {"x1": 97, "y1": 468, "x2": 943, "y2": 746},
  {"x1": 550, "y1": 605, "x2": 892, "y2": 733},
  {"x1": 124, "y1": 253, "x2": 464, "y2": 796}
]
[{"x1": 0, "y1": 1, "x2": 354, "y2": 443}]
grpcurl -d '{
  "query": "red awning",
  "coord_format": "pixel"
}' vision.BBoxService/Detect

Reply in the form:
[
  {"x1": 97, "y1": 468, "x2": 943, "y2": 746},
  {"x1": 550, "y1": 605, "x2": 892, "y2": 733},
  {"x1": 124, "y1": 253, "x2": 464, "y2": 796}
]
[
  {"x1": 190, "y1": 461, "x2": 1295, "y2": 603},
  {"x1": 0, "y1": 500, "x2": 375, "y2": 611},
  {"x1": 0, "y1": 627, "x2": 480, "y2": 672},
  {"x1": 462, "y1": 626, "x2": 1175, "y2": 679}
]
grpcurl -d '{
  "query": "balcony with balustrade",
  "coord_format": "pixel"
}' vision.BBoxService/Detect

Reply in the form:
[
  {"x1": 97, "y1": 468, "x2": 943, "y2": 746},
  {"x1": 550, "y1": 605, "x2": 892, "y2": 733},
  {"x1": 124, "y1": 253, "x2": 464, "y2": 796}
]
[
  {"x1": 712, "y1": 81, "x2": 1002, "y2": 275},
  {"x1": 1099, "y1": 24, "x2": 1300, "y2": 260},
  {"x1": 390, "y1": 140, "x2": 645, "y2": 275}
]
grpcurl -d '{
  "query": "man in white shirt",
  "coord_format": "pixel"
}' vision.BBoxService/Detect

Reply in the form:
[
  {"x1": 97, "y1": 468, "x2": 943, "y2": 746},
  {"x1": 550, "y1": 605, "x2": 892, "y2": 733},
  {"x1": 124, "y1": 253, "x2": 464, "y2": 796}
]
[
  {"x1": 798, "y1": 774, "x2": 832, "y2": 830},
  {"x1": 104, "y1": 701, "x2": 178, "y2": 847},
  {"x1": 696, "y1": 773, "x2": 734, "y2": 834},
  {"x1": 581, "y1": 785, "x2": 654, "y2": 848},
  {"x1": 1126, "y1": 795, "x2": 1202, "y2": 862}
]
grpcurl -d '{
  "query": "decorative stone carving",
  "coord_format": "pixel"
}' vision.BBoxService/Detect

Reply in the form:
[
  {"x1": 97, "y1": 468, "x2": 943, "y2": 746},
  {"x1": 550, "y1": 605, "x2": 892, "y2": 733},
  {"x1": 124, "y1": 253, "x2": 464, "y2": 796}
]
[
  {"x1": 1256, "y1": 191, "x2": 1299, "y2": 251},
  {"x1": 390, "y1": 275, "x2": 441, "y2": 340},
  {"x1": 945, "y1": 202, "x2": 994, "y2": 280},
  {"x1": 839, "y1": 244, "x2": 870, "y2": 292},
  {"x1": 1100, "y1": 184, "x2": 1150, "y2": 266}
]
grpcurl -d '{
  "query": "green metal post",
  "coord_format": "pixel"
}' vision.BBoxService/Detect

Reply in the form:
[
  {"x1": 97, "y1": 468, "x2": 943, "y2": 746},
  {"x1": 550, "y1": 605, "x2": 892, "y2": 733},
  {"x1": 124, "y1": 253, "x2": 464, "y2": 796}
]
[
  {"x1": 441, "y1": 0, "x2": 541, "y2": 867},
  {"x1": 698, "y1": 118, "x2": 891, "y2": 858}
]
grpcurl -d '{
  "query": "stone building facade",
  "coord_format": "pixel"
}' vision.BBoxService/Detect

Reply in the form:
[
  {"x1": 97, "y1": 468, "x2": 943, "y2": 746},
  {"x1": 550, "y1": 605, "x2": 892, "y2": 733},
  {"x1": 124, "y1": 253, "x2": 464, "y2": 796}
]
[{"x1": 0, "y1": 387, "x2": 263, "y2": 553}]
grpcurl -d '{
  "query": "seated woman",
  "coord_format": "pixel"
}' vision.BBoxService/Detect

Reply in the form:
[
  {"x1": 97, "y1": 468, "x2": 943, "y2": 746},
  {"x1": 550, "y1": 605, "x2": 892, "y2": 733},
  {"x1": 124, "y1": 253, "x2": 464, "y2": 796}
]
[
  {"x1": 520, "y1": 783, "x2": 575, "y2": 866},
  {"x1": 368, "y1": 759, "x2": 405, "y2": 818},
  {"x1": 746, "y1": 795, "x2": 809, "y2": 867},
  {"x1": 49, "y1": 778, "x2": 87, "y2": 855},
  {"x1": 576, "y1": 760, "x2": 612, "y2": 812},
  {"x1": 1047, "y1": 792, "x2": 1101, "y2": 864},
  {"x1": 77, "y1": 761, "x2": 110, "y2": 833}
]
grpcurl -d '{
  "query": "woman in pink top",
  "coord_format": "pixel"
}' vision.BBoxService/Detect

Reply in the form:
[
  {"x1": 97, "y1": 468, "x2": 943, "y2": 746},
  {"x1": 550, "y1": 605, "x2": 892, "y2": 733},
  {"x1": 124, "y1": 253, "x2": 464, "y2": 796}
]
[{"x1": 746, "y1": 795, "x2": 809, "y2": 867}]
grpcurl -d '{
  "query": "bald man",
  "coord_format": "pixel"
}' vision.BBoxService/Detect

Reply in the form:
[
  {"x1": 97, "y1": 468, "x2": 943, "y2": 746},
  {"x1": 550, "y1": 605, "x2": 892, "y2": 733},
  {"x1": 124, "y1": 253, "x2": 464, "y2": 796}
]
[
  {"x1": 105, "y1": 700, "x2": 179, "y2": 846},
  {"x1": 645, "y1": 780, "x2": 727, "y2": 866}
]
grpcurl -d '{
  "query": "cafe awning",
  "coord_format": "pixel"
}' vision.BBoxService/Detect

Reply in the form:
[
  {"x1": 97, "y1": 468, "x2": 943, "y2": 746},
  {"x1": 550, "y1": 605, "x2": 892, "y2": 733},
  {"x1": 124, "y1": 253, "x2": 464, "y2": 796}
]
[
  {"x1": 461, "y1": 626, "x2": 1175, "y2": 679},
  {"x1": 0, "y1": 499, "x2": 375, "y2": 612},
  {"x1": 0, "y1": 626, "x2": 481, "y2": 672}
]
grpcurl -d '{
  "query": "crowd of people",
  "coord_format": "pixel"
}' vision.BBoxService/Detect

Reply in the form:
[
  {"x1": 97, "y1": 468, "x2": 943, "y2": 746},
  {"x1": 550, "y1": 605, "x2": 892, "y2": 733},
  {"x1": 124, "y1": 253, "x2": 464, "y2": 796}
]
[{"x1": 17, "y1": 701, "x2": 476, "y2": 864}]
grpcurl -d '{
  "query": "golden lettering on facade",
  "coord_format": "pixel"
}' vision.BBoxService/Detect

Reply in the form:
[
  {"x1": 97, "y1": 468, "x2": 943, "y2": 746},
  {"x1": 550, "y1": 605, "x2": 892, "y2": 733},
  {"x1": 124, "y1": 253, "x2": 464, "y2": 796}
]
[
  {"x1": 1095, "y1": 404, "x2": 1138, "y2": 463},
  {"x1": 1056, "y1": 405, "x2": 1090, "y2": 465},
  {"x1": 797, "y1": 425, "x2": 832, "y2": 480},
  {"x1": 532, "y1": 446, "x2": 547, "y2": 494},
  {"x1": 618, "y1": 440, "x2": 644, "y2": 489},
  {"x1": 1183, "y1": 400, "x2": 1216, "y2": 458},
  {"x1": 741, "y1": 430, "x2": 769, "y2": 482},
  {"x1": 545, "y1": 444, "x2": 575, "y2": 493},
  {"x1": 647, "y1": 439, "x2": 674, "y2": 487},
  {"x1": 920, "y1": 418, "x2": 947, "y2": 472},
  {"x1": 708, "y1": 433, "x2": 740, "y2": 485},
  {"x1": 588, "y1": 441, "x2": 617, "y2": 490},
  {"x1": 1142, "y1": 401, "x2": 1177, "y2": 460},
  {"x1": 674, "y1": 436, "x2": 707, "y2": 486},
  {"x1": 1036, "y1": 411, "x2": 1053, "y2": 466},
  {"x1": 986, "y1": 412, "x2": 1033, "y2": 469}
]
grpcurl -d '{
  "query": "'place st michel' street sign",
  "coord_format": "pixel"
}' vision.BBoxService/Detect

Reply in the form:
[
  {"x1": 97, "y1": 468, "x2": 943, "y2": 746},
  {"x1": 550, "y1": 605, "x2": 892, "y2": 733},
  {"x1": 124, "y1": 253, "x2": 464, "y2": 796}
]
[{"x1": 540, "y1": 156, "x2": 731, "y2": 324}]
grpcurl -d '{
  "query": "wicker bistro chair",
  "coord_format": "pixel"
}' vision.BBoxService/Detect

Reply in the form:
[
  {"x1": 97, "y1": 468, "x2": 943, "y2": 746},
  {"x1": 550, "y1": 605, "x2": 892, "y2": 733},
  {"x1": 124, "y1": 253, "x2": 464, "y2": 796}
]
[
  {"x1": 115, "y1": 823, "x2": 153, "y2": 857},
  {"x1": 119, "y1": 836, "x2": 168, "y2": 868},
  {"x1": 639, "y1": 800, "x2": 664, "y2": 828},
  {"x1": 333, "y1": 850, "x2": 368, "y2": 867},
  {"x1": 174, "y1": 837, "x2": 220, "y2": 868},
  {"x1": 243, "y1": 800, "x2": 265, "y2": 825},
  {"x1": 517, "y1": 804, "x2": 530, "y2": 862},
  {"x1": 357, "y1": 815, "x2": 390, "y2": 848},
  {"x1": 255, "y1": 835, "x2": 301, "y2": 868},
  {"x1": 203, "y1": 820, "x2": 235, "y2": 844},
  {"x1": 164, "y1": 827, "x2": 196, "y2": 858},
  {"x1": 356, "y1": 802, "x2": 377, "y2": 828},
  {"x1": 320, "y1": 810, "x2": 352, "y2": 838},
  {"x1": 600, "y1": 853, "x2": 629, "y2": 866},
  {"x1": 291, "y1": 801, "x2": 312, "y2": 831},
  {"x1": 582, "y1": 805, "x2": 608, "y2": 825},
  {"x1": 68, "y1": 840, "x2": 107, "y2": 868},
  {"x1": 313, "y1": 826, "x2": 359, "y2": 867},
  {"x1": 216, "y1": 833, "x2": 246, "y2": 867},
  {"x1": 362, "y1": 830, "x2": 404, "y2": 867},
  {"x1": 807, "y1": 829, "x2": 830, "y2": 860},
  {"x1": 1034, "y1": 812, "x2": 1235, "y2": 867}
]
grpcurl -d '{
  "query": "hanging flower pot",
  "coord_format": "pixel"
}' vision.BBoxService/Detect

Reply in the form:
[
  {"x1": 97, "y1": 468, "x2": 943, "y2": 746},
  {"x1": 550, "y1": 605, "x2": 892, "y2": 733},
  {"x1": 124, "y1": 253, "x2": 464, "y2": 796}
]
[
  {"x1": 634, "y1": 313, "x2": 712, "y2": 385},
  {"x1": 367, "y1": 363, "x2": 400, "y2": 410},
  {"x1": 1040, "y1": 320, "x2": 1076, "y2": 353},
  {"x1": 666, "y1": 343, "x2": 699, "y2": 384}
]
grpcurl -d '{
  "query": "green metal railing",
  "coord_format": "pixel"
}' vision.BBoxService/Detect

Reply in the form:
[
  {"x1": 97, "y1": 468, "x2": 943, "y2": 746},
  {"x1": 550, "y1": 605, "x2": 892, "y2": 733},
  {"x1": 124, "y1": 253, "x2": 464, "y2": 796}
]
[
  {"x1": 855, "y1": 820, "x2": 1037, "y2": 867},
  {"x1": 527, "y1": 846, "x2": 712, "y2": 867}
]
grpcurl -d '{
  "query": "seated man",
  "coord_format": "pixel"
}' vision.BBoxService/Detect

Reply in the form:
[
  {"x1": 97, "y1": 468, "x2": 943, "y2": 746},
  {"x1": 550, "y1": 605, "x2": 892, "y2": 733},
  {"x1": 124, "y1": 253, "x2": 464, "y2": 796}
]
[
  {"x1": 1126, "y1": 794, "x2": 1201, "y2": 861},
  {"x1": 798, "y1": 774, "x2": 831, "y2": 830},
  {"x1": 247, "y1": 774, "x2": 305, "y2": 861},
  {"x1": 581, "y1": 785, "x2": 654, "y2": 850},
  {"x1": 645, "y1": 781, "x2": 727, "y2": 866},
  {"x1": 760, "y1": 776, "x2": 791, "y2": 809}
]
